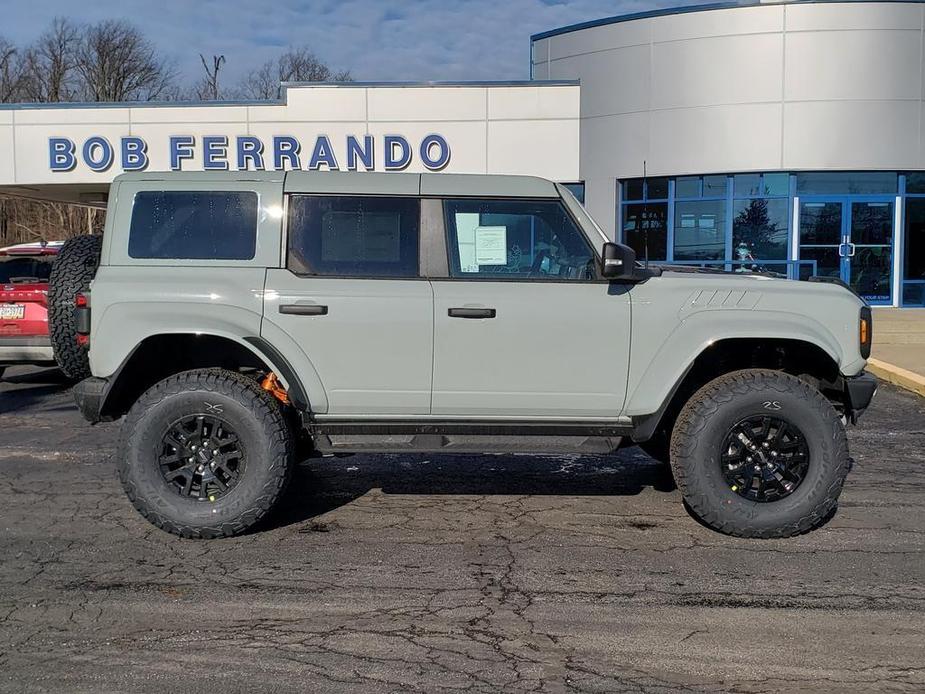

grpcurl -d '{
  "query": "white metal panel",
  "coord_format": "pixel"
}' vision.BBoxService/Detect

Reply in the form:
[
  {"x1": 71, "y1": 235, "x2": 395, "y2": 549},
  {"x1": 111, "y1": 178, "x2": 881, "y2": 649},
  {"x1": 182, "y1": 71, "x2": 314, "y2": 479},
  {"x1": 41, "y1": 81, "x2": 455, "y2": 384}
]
[
  {"x1": 651, "y1": 33, "x2": 784, "y2": 110},
  {"x1": 248, "y1": 87, "x2": 367, "y2": 122},
  {"x1": 650, "y1": 5, "x2": 783, "y2": 42},
  {"x1": 487, "y1": 119, "x2": 580, "y2": 179},
  {"x1": 487, "y1": 85, "x2": 580, "y2": 120},
  {"x1": 11, "y1": 107, "x2": 131, "y2": 125},
  {"x1": 783, "y1": 100, "x2": 920, "y2": 170},
  {"x1": 648, "y1": 103, "x2": 784, "y2": 176},
  {"x1": 547, "y1": 19, "x2": 651, "y2": 61},
  {"x1": 785, "y1": 30, "x2": 922, "y2": 102},
  {"x1": 367, "y1": 87, "x2": 487, "y2": 122},
  {"x1": 784, "y1": 2, "x2": 924, "y2": 31},
  {"x1": 549, "y1": 47, "x2": 650, "y2": 117},
  {"x1": 128, "y1": 105, "x2": 248, "y2": 124}
]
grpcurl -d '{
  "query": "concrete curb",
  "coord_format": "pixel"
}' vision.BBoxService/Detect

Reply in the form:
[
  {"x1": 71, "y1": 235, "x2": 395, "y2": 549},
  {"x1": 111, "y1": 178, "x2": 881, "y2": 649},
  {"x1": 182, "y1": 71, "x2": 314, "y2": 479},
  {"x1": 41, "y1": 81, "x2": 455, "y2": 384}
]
[{"x1": 868, "y1": 358, "x2": 925, "y2": 398}]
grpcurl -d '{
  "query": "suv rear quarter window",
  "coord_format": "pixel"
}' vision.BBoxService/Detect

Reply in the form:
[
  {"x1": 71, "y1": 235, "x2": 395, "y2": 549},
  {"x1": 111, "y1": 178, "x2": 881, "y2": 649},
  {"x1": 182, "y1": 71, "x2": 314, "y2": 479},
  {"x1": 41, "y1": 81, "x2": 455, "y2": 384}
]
[
  {"x1": 128, "y1": 191, "x2": 258, "y2": 260},
  {"x1": 287, "y1": 195, "x2": 420, "y2": 278}
]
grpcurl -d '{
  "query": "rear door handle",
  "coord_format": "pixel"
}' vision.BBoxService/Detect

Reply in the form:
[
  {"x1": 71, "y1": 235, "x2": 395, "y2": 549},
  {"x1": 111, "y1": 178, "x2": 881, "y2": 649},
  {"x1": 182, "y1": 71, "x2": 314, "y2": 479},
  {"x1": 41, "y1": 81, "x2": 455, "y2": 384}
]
[
  {"x1": 448, "y1": 307, "x2": 496, "y2": 319},
  {"x1": 280, "y1": 304, "x2": 328, "y2": 316}
]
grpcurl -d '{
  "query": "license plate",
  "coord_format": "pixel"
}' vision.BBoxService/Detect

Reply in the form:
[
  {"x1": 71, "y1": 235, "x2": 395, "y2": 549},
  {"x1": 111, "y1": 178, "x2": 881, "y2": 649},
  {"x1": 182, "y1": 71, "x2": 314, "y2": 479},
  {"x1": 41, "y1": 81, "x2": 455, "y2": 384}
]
[{"x1": 0, "y1": 304, "x2": 25, "y2": 320}]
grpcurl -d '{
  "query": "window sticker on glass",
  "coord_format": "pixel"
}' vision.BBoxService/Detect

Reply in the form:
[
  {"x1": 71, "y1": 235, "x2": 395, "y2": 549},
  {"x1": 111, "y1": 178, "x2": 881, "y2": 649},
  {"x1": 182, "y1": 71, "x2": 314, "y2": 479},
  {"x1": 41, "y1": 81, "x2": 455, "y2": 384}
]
[{"x1": 474, "y1": 226, "x2": 508, "y2": 266}]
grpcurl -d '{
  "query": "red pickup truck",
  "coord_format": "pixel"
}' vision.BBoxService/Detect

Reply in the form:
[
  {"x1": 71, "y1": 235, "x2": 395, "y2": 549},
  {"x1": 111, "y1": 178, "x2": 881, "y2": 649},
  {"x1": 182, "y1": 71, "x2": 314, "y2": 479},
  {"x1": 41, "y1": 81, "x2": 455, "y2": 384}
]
[{"x1": 0, "y1": 241, "x2": 62, "y2": 380}]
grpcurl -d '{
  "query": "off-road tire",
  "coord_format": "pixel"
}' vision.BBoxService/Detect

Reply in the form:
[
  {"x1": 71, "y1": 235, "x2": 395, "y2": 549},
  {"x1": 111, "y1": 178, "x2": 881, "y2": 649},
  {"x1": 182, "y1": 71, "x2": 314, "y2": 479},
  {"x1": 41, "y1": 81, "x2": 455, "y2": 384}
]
[
  {"x1": 118, "y1": 368, "x2": 294, "y2": 539},
  {"x1": 48, "y1": 235, "x2": 102, "y2": 380},
  {"x1": 670, "y1": 369, "x2": 850, "y2": 539}
]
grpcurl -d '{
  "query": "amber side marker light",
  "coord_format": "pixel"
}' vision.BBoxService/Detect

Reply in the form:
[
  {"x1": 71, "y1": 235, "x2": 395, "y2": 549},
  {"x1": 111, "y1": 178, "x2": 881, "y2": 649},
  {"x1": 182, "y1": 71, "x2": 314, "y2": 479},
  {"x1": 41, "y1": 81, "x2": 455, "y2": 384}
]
[{"x1": 859, "y1": 307, "x2": 872, "y2": 359}]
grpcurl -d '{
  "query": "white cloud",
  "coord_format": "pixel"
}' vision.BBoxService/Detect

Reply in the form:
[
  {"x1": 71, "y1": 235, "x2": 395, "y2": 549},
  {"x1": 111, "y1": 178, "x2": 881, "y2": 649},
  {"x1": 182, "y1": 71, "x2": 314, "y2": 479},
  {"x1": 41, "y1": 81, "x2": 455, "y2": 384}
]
[{"x1": 2, "y1": 0, "x2": 701, "y2": 88}]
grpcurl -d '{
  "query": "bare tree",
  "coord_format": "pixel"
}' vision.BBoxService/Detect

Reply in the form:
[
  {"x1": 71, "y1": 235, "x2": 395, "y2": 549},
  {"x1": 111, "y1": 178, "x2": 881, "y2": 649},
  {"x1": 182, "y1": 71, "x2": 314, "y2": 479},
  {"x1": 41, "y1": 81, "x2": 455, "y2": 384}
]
[
  {"x1": 239, "y1": 46, "x2": 351, "y2": 99},
  {"x1": 19, "y1": 18, "x2": 80, "y2": 102},
  {"x1": 74, "y1": 20, "x2": 175, "y2": 101},
  {"x1": 0, "y1": 37, "x2": 28, "y2": 102},
  {"x1": 197, "y1": 53, "x2": 225, "y2": 100}
]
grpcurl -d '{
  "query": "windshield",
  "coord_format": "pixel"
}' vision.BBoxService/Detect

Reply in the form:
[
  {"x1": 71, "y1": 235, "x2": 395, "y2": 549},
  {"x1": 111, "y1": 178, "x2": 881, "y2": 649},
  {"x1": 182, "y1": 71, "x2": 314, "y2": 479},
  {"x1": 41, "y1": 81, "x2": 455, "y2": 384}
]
[{"x1": 0, "y1": 256, "x2": 54, "y2": 284}]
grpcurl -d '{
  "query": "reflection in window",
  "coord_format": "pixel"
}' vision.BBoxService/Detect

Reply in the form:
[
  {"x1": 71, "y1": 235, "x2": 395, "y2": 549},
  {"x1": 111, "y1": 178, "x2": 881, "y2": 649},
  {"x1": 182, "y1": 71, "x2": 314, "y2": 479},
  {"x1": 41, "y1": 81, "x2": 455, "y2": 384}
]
[
  {"x1": 675, "y1": 176, "x2": 700, "y2": 198},
  {"x1": 287, "y1": 195, "x2": 420, "y2": 277},
  {"x1": 622, "y1": 203, "x2": 667, "y2": 261},
  {"x1": 733, "y1": 198, "x2": 789, "y2": 260},
  {"x1": 646, "y1": 177, "x2": 670, "y2": 200},
  {"x1": 129, "y1": 191, "x2": 258, "y2": 260},
  {"x1": 905, "y1": 199, "x2": 925, "y2": 281},
  {"x1": 674, "y1": 200, "x2": 725, "y2": 260},
  {"x1": 702, "y1": 175, "x2": 727, "y2": 197},
  {"x1": 444, "y1": 198, "x2": 596, "y2": 280},
  {"x1": 906, "y1": 173, "x2": 925, "y2": 195},
  {"x1": 796, "y1": 172, "x2": 897, "y2": 196},
  {"x1": 561, "y1": 182, "x2": 585, "y2": 204}
]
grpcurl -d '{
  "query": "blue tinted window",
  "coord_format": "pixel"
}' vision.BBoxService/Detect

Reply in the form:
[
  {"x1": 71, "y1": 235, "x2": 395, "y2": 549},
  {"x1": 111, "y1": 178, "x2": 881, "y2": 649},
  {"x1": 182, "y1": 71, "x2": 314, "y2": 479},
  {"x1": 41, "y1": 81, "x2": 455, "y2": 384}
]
[
  {"x1": 646, "y1": 177, "x2": 670, "y2": 200},
  {"x1": 562, "y1": 182, "x2": 585, "y2": 204},
  {"x1": 702, "y1": 175, "x2": 727, "y2": 197},
  {"x1": 796, "y1": 172, "x2": 896, "y2": 195},
  {"x1": 623, "y1": 179, "x2": 644, "y2": 201},
  {"x1": 129, "y1": 191, "x2": 257, "y2": 260},
  {"x1": 288, "y1": 196, "x2": 420, "y2": 277},
  {"x1": 675, "y1": 177, "x2": 700, "y2": 198},
  {"x1": 623, "y1": 203, "x2": 667, "y2": 261},
  {"x1": 674, "y1": 200, "x2": 725, "y2": 260},
  {"x1": 733, "y1": 198, "x2": 789, "y2": 260}
]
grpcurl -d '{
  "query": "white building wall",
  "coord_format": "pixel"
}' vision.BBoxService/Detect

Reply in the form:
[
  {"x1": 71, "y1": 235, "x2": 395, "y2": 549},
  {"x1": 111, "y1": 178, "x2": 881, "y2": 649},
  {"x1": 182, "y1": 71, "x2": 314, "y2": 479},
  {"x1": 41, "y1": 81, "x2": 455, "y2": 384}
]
[
  {"x1": 0, "y1": 83, "x2": 580, "y2": 197},
  {"x1": 533, "y1": 1, "x2": 925, "y2": 237}
]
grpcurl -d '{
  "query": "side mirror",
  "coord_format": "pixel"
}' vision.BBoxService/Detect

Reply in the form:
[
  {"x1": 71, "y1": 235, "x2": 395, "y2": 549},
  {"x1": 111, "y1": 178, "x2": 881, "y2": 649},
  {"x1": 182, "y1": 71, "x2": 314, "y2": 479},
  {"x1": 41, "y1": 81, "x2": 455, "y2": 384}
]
[{"x1": 601, "y1": 242, "x2": 638, "y2": 280}]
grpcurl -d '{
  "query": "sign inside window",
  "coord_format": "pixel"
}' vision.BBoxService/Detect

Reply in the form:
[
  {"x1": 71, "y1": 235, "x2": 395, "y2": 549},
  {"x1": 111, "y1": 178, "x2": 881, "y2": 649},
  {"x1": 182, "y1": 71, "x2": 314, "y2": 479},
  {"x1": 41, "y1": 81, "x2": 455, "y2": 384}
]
[{"x1": 474, "y1": 226, "x2": 508, "y2": 266}]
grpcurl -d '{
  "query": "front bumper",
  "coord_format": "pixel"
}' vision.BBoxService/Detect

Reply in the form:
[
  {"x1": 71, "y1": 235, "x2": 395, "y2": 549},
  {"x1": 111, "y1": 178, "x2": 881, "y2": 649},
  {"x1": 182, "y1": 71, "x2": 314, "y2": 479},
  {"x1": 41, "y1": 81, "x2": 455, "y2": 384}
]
[
  {"x1": 0, "y1": 336, "x2": 54, "y2": 365},
  {"x1": 844, "y1": 371, "x2": 878, "y2": 423},
  {"x1": 73, "y1": 377, "x2": 109, "y2": 424}
]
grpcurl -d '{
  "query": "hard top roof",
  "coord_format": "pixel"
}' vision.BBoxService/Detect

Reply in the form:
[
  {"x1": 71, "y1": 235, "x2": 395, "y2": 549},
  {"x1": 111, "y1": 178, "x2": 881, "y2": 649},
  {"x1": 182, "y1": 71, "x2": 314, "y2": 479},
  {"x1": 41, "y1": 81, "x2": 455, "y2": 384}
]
[{"x1": 113, "y1": 171, "x2": 561, "y2": 198}]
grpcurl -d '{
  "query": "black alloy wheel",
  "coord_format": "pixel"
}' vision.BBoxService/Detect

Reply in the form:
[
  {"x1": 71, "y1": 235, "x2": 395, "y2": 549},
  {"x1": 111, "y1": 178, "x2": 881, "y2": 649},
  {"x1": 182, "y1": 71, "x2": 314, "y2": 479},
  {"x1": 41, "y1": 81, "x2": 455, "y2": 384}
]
[
  {"x1": 720, "y1": 415, "x2": 810, "y2": 502},
  {"x1": 158, "y1": 414, "x2": 245, "y2": 502}
]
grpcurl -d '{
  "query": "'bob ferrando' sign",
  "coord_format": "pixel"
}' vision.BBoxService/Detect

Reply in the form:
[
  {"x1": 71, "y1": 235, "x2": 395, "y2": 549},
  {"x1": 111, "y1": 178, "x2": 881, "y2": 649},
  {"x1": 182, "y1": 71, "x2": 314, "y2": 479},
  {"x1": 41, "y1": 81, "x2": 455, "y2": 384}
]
[{"x1": 48, "y1": 134, "x2": 451, "y2": 173}]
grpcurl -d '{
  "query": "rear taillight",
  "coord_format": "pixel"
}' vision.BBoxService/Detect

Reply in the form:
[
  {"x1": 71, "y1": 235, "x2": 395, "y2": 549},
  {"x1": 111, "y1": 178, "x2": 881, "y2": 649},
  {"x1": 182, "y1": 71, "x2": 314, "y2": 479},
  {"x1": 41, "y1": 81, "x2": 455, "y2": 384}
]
[
  {"x1": 74, "y1": 291, "x2": 91, "y2": 348},
  {"x1": 859, "y1": 306, "x2": 872, "y2": 359}
]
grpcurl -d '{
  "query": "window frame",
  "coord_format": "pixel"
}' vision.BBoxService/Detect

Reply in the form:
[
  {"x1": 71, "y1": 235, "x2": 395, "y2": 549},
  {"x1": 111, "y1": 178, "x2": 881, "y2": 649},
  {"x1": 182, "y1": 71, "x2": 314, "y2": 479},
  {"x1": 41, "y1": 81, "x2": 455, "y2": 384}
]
[
  {"x1": 437, "y1": 195, "x2": 606, "y2": 284},
  {"x1": 284, "y1": 193, "x2": 426, "y2": 280}
]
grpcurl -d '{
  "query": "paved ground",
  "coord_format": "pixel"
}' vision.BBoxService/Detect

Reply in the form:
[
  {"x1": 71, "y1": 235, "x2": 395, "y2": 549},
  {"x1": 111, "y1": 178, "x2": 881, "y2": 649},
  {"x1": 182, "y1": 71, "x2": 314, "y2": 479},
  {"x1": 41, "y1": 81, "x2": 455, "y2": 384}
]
[{"x1": 1, "y1": 366, "x2": 924, "y2": 693}]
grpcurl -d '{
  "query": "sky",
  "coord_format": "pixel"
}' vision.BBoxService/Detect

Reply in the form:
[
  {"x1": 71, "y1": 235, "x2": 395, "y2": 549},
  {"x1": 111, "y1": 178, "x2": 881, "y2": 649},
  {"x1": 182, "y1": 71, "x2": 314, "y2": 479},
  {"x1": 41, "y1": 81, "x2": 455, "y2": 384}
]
[{"x1": 0, "y1": 0, "x2": 703, "y2": 89}]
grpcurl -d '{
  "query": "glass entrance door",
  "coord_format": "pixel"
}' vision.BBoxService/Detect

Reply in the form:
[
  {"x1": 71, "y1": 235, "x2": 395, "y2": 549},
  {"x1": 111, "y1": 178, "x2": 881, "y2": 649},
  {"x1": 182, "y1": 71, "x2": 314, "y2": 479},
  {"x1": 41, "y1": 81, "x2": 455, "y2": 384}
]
[
  {"x1": 798, "y1": 199, "x2": 894, "y2": 305},
  {"x1": 848, "y1": 201, "x2": 893, "y2": 304}
]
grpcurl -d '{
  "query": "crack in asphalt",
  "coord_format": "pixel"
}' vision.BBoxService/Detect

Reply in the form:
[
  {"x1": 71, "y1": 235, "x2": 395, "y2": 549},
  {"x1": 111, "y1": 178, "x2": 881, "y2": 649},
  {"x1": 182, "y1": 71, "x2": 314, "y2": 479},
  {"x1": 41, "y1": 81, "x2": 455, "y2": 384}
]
[{"x1": 1, "y1": 369, "x2": 924, "y2": 692}]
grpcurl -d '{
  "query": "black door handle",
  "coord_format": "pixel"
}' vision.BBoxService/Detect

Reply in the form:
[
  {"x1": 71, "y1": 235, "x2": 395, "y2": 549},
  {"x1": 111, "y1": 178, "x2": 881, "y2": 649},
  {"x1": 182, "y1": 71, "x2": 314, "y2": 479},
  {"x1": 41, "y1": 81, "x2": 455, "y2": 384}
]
[
  {"x1": 448, "y1": 307, "x2": 496, "y2": 319},
  {"x1": 280, "y1": 304, "x2": 328, "y2": 316}
]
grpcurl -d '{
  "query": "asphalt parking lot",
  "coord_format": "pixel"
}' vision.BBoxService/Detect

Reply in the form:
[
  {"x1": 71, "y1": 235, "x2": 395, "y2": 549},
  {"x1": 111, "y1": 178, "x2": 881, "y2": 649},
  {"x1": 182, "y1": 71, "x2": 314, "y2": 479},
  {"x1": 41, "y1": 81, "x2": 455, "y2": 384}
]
[{"x1": 1, "y1": 366, "x2": 924, "y2": 693}]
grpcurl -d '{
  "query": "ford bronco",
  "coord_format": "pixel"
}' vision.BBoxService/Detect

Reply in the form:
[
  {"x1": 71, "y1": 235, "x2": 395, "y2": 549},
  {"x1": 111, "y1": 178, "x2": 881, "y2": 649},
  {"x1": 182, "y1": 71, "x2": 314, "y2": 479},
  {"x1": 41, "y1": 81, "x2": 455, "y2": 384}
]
[{"x1": 67, "y1": 171, "x2": 877, "y2": 539}]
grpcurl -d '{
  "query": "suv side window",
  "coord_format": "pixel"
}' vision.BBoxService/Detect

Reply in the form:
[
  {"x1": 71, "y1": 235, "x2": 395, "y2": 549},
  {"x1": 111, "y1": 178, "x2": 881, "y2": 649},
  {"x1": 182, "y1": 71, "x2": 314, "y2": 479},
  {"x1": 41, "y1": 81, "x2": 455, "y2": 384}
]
[
  {"x1": 128, "y1": 191, "x2": 258, "y2": 260},
  {"x1": 443, "y1": 198, "x2": 597, "y2": 280},
  {"x1": 288, "y1": 195, "x2": 420, "y2": 278}
]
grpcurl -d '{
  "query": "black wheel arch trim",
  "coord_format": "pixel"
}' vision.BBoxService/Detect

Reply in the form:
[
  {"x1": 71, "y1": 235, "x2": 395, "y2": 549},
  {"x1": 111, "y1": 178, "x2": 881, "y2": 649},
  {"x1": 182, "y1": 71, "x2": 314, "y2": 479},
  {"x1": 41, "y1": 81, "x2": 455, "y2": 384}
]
[
  {"x1": 72, "y1": 334, "x2": 310, "y2": 424},
  {"x1": 243, "y1": 336, "x2": 309, "y2": 411}
]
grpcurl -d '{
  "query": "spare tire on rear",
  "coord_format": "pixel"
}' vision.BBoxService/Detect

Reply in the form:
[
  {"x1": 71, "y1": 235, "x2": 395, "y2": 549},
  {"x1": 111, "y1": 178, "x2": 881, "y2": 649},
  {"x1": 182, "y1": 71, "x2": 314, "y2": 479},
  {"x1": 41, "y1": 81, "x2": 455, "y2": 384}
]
[{"x1": 48, "y1": 235, "x2": 102, "y2": 381}]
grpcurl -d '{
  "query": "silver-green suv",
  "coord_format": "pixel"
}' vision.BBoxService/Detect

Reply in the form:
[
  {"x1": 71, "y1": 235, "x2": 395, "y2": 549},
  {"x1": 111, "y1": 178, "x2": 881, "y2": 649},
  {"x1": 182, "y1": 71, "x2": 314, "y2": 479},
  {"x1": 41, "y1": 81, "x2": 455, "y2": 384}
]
[{"x1": 67, "y1": 171, "x2": 877, "y2": 539}]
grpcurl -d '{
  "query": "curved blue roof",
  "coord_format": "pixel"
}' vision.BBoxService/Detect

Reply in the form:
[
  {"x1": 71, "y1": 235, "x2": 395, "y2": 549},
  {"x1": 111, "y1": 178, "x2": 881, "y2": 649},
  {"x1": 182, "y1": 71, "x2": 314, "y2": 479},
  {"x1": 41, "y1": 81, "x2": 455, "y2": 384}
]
[{"x1": 531, "y1": 0, "x2": 924, "y2": 41}]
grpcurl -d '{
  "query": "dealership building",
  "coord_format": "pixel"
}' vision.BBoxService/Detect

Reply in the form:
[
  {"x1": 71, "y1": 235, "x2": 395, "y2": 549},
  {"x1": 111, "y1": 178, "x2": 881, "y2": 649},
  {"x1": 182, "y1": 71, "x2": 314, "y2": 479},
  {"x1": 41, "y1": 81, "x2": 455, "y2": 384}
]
[{"x1": 2, "y1": 0, "x2": 925, "y2": 307}]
